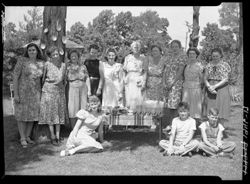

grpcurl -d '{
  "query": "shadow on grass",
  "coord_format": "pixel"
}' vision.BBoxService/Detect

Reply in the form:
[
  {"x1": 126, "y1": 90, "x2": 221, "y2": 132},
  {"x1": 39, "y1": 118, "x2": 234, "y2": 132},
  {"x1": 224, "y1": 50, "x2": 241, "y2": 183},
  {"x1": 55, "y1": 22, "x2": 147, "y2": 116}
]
[
  {"x1": 103, "y1": 127, "x2": 160, "y2": 152},
  {"x1": 3, "y1": 115, "x2": 64, "y2": 174}
]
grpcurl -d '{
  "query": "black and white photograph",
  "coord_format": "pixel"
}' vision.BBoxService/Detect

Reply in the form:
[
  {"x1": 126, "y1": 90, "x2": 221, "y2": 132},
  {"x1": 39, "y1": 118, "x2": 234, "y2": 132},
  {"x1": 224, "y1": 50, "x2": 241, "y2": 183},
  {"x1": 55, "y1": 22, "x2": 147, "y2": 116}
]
[{"x1": 2, "y1": 4, "x2": 244, "y2": 180}]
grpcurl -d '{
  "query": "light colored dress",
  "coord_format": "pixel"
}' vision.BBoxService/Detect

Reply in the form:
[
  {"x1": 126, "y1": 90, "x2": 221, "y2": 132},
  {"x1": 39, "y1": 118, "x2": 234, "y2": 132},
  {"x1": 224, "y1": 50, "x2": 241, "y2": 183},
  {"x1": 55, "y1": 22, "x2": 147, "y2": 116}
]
[
  {"x1": 164, "y1": 52, "x2": 187, "y2": 109},
  {"x1": 66, "y1": 63, "x2": 89, "y2": 118},
  {"x1": 205, "y1": 60, "x2": 231, "y2": 121},
  {"x1": 65, "y1": 109, "x2": 103, "y2": 151},
  {"x1": 13, "y1": 57, "x2": 44, "y2": 121},
  {"x1": 102, "y1": 62, "x2": 124, "y2": 108},
  {"x1": 182, "y1": 62, "x2": 204, "y2": 119},
  {"x1": 145, "y1": 56, "x2": 165, "y2": 101},
  {"x1": 39, "y1": 61, "x2": 67, "y2": 125},
  {"x1": 123, "y1": 54, "x2": 145, "y2": 110}
]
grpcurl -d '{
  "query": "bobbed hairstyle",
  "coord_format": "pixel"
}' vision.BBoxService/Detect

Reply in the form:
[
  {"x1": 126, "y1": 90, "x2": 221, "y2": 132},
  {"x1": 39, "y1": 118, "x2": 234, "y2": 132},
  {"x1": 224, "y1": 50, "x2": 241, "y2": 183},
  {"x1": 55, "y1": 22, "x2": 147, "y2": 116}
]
[
  {"x1": 24, "y1": 43, "x2": 43, "y2": 60},
  {"x1": 151, "y1": 44, "x2": 162, "y2": 53},
  {"x1": 87, "y1": 95, "x2": 101, "y2": 112},
  {"x1": 88, "y1": 44, "x2": 99, "y2": 52},
  {"x1": 46, "y1": 46, "x2": 59, "y2": 58},
  {"x1": 105, "y1": 47, "x2": 118, "y2": 62},
  {"x1": 211, "y1": 48, "x2": 223, "y2": 58},
  {"x1": 187, "y1": 47, "x2": 200, "y2": 58},
  {"x1": 67, "y1": 49, "x2": 80, "y2": 60},
  {"x1": 170, "y1": 40, "x2": 182, "y2": 48}
]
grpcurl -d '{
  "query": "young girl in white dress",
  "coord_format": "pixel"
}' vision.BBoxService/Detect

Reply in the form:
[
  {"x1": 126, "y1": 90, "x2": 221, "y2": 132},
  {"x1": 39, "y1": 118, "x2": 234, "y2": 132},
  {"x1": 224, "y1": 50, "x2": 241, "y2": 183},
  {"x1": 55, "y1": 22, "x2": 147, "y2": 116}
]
[{"x1": 60, "y1": 95, "x2": 109, "y2": 156}]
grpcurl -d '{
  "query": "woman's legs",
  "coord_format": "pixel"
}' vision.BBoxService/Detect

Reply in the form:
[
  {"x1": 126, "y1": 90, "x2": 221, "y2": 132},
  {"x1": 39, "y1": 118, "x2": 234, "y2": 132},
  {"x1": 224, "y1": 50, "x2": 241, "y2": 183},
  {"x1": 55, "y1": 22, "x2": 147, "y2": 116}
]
[
  {"x1": 55, "y1": 124, "x2": 60, "y2": 140},
  {"x1": 17, "y1": 121, "x2": 27, "y2": 147},
  {"x1": 48, "y1": 125, "x2": 55, "y2": 140},
  {"x1": 25, "y1": 121, "x2": 35, "y2": 144}
]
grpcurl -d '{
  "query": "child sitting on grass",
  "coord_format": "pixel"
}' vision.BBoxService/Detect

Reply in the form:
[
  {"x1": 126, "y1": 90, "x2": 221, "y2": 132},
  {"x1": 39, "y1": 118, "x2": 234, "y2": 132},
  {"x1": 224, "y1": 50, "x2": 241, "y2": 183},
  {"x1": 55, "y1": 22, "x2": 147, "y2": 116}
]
[
  {"x1": 159, "y1": 102, "x2": 199, "y2": 157},
  {"x1": 60, "y1": 95, "x2": 109, "y2": 156},
  {"x1": 198, "y1": 108, "x2": 236, "y2": 158}
]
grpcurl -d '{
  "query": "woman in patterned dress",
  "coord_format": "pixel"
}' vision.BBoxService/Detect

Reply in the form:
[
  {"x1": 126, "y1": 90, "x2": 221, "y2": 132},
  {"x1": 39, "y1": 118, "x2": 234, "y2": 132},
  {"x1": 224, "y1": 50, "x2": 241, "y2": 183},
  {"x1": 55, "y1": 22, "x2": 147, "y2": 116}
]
[
  {"x1": 123, "y1": 41, "x2": 146, "y2": 111},
  {"x1": 144, "y1": 45, "x2": 166, "y2": 127},
  {"x1": 204, "y1": 48, "x2": 231, "y2": 123},
  {"x1": 13, "y1": 43, "x2": 44, "y2": 148},
  {"x1": 102, "y1": 48, "x2": 124, "y2": 109},
  {"x1": 39, "y1": 46, "x2": 67, "y2": 146},
  {"x1": 163, "y1": 40, "x2": 187, "y2": 126},
  {"x1": 66, "y1": 49, "x2": 90, "y2": 129},
  {"x1": 182, "y1": 47, "x2": 204, "y2": 120}
]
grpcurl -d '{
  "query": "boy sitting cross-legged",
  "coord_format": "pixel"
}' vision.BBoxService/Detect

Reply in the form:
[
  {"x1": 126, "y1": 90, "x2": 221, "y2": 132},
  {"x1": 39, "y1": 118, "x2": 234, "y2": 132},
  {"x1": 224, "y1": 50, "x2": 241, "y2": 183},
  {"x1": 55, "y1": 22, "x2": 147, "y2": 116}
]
[
  {"x1": 198, "y1": 108, "x2": 236, "y2": 158},
  {"x1": 159, "y1": 102, "x2": 199, "y2": 157}
]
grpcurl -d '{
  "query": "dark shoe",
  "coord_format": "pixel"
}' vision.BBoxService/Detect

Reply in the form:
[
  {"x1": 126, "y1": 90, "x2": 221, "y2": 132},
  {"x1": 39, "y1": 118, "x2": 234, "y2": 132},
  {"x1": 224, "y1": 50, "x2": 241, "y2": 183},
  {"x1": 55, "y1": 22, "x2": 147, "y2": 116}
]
[
  {"x1": 159, "y1": 148, "x2": 165, "y2": 153},
  {"x1": 51, "y1": 139, "x2": 58, "y2": 146}
]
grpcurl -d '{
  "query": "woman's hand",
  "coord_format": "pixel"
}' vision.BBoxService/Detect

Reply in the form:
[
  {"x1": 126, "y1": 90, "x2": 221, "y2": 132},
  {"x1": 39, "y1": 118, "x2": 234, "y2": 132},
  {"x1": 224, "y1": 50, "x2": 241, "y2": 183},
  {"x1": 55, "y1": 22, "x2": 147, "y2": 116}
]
[
  {"x1": 96, "y1": 88, "x2": 102, "y2": 96},
  {"x1": 14, "y1": 95, "x2": 20, "y2": 103}
]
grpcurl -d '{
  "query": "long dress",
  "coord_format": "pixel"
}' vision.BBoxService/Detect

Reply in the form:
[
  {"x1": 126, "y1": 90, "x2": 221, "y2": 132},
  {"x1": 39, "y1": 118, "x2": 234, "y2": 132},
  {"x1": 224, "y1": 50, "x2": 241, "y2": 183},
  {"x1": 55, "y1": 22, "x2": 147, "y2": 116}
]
[
  {"x1": 65, "y1": 109, "x2": 103, "y2": 151},
  {"x1": 123, "y1": 54, "x2": 145, "y2": 111},
  {"x1": 39, "y1": 61, "x2": 67, "y2": 125},
  {"x1": 182, "y1": 62, "x2": 204, "y2": 119},
  {"x1": 67, "y1": 63, "x2": 89, "y2": 118},
  {"x1": 205, "y1": 60, "x2": 231, "y2": 121},
  {"x1": 145, "y1": 56, "x2": 165, "y2": 101},
  {"x1": 84, "y1": 58, "x2": 102, "y2": 102},
  {"x1": 102, "y1": 62, "x2": 123, "y2": 109},
  {"x1": 164, "y1": 52, "x2": 187, "y2": 109},
  {"x1": 13, "y1": 57, "x2": 44, "y2": 121}
]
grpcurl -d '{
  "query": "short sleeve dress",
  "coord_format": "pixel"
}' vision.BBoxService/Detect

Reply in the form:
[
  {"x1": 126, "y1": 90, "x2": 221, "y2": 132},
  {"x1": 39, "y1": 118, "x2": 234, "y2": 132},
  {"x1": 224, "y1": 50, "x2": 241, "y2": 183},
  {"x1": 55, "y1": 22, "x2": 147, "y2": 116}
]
[
  {"x1": 205, "y1": 61, "x2": 231, "y2": 120},
  {"x1": 65, "y1": 109, "x2": 103, "y2": 151},
  {"x1": 182, "y1": 62, "x2": 204, "y2": 119},
  {"x1": 39, "y1": 61, "x2": 67, "y2": 125},
  {"x1": 164, "y1": 52, "x2": 187, "y2": 109},
  {"x1": 13, "y1": 57, "x2": 44, "y2": 121},
  {"x1": 66, "y1": 63, "x2": 89, "y2": 118}
]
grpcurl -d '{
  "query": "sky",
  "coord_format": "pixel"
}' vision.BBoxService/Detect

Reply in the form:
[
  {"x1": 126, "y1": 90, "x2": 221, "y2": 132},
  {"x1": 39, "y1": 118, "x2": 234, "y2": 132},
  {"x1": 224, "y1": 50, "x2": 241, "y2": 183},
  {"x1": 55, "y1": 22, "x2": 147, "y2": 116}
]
[{"x1": 3, "y1": 6, "x2": 222, "y2": 49}]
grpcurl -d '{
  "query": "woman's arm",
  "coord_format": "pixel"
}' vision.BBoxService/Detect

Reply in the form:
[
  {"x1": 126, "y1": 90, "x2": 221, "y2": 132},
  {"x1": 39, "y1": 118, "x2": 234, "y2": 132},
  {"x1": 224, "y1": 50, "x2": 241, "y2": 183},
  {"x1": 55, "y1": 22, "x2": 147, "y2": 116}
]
[
  {"x1": 86, "y1": 76, "x2": 91, "y2": 96},
  {"x1": 71, "y1": 119, "x2": 83, "y2": 137},
  {"x1": 13, "y1": 59, "x2": 23, "y2": 103},
  {"x1": 170, "y1": 64, "x2": 185, "y2": 88},
  {"x1": 96, "y1": 61, "x2": 104, "y2": 95}
]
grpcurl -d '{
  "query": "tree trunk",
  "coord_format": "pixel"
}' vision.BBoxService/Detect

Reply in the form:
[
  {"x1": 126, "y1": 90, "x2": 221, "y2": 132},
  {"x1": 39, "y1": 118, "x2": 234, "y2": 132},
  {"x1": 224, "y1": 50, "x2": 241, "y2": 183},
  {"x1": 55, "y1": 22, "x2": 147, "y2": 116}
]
[
  {"x1": 189, "y1": 6, "x2": 200, "y2": 48},
  {"x1": 32, "y1": 6, "x2": 69, "y2": 142}
]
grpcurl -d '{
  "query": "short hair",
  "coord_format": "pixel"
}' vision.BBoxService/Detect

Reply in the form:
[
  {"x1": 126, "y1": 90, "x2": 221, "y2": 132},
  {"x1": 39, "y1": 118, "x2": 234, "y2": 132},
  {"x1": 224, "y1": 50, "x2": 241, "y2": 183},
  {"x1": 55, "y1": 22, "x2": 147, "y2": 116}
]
[
  {"x1": 131, "y1": 41, "x2": 141, "y2": 49},
  {"x1": 105, "y1": 48, "x2": 118, "y2": 62},
  {"x1": 87, "y1": 95, "x2": 101, "y2": 112},
  {"x1": 151, "y1": 45, "x2": 162, "y2": 53},
  {"x1": 88, "y1": 44, "x2": 99, "y2": 52},
  {"x1": 211, "y1": 48, "x2": 223, "y2": 58},
  {"x1": 208, "y1": 108, "x2": 219, "y2": 116},
  {"x1": 187, "y1": 47, "x2": 200, "y2": 58},
  {"x1": 46, "y1": 46, "x2": 59, "y2": 58},
  {"x1": 177, "y1": 102, "x2": 190, "y2": 111},
  {"x1": 24, "y1": 43, "x2": 43, "y2": 60},
  {"x1": 170, "y1": 40, "x2": 182, "y2": 48},
  {"x1": 67, "y1": 49, "x2": 80, "y2": 60}
]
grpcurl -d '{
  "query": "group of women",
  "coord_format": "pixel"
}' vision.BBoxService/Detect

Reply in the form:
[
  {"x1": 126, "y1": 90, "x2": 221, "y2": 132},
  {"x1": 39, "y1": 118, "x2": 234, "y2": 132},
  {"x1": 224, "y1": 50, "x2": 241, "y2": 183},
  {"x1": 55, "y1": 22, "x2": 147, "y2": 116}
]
[{"x1": 13, "y1": 39, "x2": 231, "y2": 148}]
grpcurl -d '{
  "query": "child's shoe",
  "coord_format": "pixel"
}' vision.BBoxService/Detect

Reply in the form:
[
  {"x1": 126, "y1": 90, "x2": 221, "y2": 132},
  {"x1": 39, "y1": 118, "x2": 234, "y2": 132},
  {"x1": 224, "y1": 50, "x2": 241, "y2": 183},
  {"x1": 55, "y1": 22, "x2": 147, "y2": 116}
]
[{"x1": 60, "y1": 149, "x2": 71, "y2": 157}]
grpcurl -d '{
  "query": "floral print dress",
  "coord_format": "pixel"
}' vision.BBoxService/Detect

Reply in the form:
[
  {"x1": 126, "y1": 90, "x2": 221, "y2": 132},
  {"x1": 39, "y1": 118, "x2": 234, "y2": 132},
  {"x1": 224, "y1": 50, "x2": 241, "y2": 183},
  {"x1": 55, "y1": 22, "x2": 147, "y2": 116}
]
[
  {"x1": 39, "y1": 61, "x2": 67, "y2": 125},
  {"x1": 13, "y1": 57, "x2": 44, "y2": 121},
  {"x1": 145, "y1": 56, "x2": 166, "y2": 101},
  {"x1": 164, "y1": 52, "x2": 187, "y2": 109},
  {"x1": 205, "y1": 60, "x2": 231, "y2": 120}
]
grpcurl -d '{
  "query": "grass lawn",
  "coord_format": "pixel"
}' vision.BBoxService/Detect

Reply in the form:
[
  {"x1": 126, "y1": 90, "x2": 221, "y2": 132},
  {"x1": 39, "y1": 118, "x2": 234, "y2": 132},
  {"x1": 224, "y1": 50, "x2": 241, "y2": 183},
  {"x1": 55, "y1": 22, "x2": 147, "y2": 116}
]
[{"x1": 3, "y1": 97, "x2": 243, "y2": 179}]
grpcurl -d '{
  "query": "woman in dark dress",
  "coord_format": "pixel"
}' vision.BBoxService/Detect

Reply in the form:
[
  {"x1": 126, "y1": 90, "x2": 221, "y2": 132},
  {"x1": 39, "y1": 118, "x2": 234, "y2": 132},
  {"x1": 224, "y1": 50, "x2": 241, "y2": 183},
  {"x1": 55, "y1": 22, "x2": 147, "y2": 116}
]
[{"x1": 84, "y1": 44, "x2": 104, "y2": 103}]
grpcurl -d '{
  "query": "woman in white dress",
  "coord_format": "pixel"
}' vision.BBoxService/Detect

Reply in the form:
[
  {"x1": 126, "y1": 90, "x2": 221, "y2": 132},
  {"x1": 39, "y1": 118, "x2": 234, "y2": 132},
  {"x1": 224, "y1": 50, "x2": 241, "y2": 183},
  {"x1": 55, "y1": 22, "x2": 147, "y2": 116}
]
[
  {"x1": 60, "y1": 95, "x2": 108, "y2": 156},
  {"x1": 102, "y1": 48, "x2": 124, "y2": 109},
  {"x1": 123, "y1": 41, "x2": 146, "y2": 111}
]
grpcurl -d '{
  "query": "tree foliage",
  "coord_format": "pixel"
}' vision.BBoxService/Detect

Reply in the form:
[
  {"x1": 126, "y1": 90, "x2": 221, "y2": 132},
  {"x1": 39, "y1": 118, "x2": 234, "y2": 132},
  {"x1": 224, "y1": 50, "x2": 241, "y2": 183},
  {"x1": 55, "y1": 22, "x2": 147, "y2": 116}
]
[{"x1": 67, "y1": 9, "x2": 171, "y2": 57}]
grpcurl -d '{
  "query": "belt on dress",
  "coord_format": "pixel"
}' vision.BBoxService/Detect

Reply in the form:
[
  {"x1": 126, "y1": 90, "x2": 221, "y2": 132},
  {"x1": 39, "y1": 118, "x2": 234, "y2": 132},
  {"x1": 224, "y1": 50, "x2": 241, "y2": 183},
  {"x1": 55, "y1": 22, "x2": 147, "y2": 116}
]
[{"x1": 89, "y1": 76, "x2": 100, "y2": 80}]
